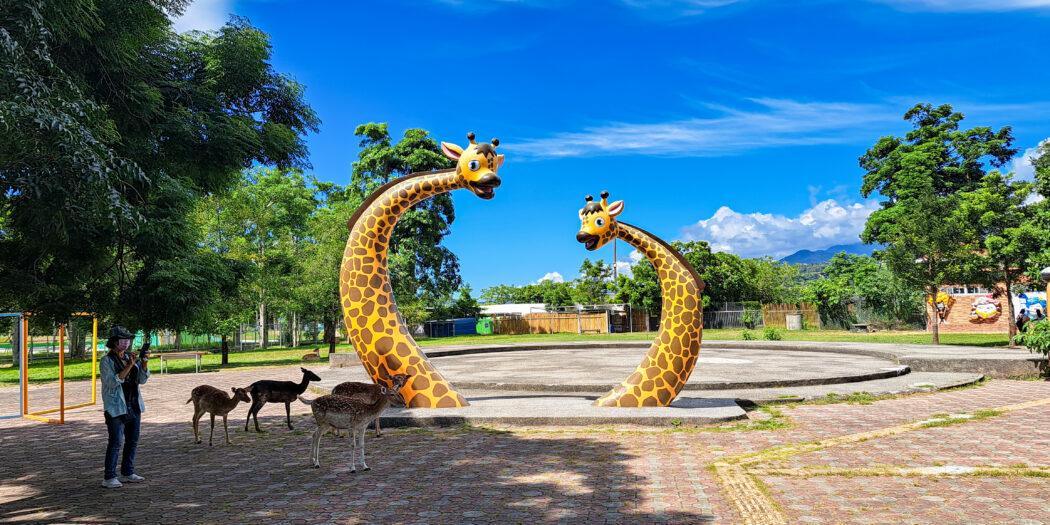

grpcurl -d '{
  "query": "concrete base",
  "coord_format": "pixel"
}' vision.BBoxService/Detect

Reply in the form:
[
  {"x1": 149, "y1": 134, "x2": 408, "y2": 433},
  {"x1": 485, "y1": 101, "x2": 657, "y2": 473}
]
[{"x1": 379, "y1": 394, "x2": 746, "y2": 427}]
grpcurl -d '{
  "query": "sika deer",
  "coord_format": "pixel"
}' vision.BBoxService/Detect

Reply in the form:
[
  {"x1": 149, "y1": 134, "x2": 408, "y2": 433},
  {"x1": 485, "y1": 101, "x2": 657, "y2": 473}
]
[
  {"x1": 187, "y1": 385, "x2": 251, "y2": 445},
  {"x1": 330, "y1": 373, "x2": 410, "y2": 437},
  {"x1": 245, "y1": 367, "x2": 322, "y2": 432},
  {"x1": 299, "y1": 383, "x2": 407, "y2": 471}
]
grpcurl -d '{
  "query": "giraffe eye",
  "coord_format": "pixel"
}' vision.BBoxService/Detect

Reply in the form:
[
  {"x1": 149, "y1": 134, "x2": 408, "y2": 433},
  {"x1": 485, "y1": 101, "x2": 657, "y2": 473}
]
[
  {"x1": 595, "y1": 218, "x2": 606, "y2": 228},
  {"x1": 468, "y1": 160, "x2": 480, "y2": 171}
]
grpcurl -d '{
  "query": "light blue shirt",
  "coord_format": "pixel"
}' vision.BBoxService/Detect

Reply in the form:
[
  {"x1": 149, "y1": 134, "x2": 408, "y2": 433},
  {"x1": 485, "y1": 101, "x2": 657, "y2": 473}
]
[{"x1": 100, "y1": 352, "x2": 150, "y2": 417}]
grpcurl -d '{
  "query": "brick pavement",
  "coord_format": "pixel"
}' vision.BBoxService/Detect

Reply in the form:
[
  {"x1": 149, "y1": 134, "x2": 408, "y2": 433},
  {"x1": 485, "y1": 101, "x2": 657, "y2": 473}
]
[{"x1": 1, "y1": 366, "x2": 1049, "y2": 524}]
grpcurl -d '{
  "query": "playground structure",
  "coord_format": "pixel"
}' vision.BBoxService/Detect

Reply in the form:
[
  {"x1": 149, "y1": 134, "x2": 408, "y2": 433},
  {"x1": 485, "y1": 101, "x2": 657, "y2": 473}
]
[
  {"x1": 339, "y1": 132, "x2": 503, "y2": 408},
  {"x1": 576, "y1": 191, "x2": 705, "y2": 407},
  {"x1": 3, "y1": 313, "x2": 99, "y2": 423}
]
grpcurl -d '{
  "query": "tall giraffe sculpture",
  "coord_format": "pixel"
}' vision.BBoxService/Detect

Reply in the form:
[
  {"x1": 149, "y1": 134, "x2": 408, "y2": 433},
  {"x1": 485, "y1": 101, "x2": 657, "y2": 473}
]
[
  {"x1": 576, "y1": 191, "x2": 705, "y2": 407},
  {"x1": 339, "y1": 132, "x2": 504, "y2": 408}
]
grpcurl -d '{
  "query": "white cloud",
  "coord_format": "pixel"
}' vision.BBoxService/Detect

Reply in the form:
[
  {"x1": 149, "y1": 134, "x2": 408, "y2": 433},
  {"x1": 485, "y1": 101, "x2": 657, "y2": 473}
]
[
  {"x1": 1010, "y1": 138, "x2": 1050, "y2": 182},
  {"x1": 614, "y1": 260, "x2": 634, "y2": 278},
  {"x1": 679, "y1": 199, "x2": 881, "y2": 259},
  {"x1": 536, "y1": 272, "x2": 564, "y2": 284},
  {"x1": 171, "y1": 0, "x2": 233, "y2": 33},
  {"x1": 507, "y1": 98, "x2": 901, "y2": 160},
  {"x1": 869, "y1": 0, "x2": 1050, "y2": 11}
]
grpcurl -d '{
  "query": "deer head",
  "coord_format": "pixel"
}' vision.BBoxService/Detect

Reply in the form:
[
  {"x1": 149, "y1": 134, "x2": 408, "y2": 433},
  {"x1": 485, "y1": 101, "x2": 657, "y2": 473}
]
[
  {"x1": 232, "y1": 387, "x2": 251, "y2": 403},
  {"x1": 441, "y1": 132, "x2": 504, "y2": 200},
  {"x1": 576, "y1": 191, "x2": 624, "y2": 251}
]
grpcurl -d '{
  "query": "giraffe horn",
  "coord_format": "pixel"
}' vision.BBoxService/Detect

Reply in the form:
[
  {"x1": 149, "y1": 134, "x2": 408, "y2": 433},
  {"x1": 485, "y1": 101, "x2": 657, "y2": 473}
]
[{"x1": 467, "y1": 132, "x2": 476, "y2": 145}]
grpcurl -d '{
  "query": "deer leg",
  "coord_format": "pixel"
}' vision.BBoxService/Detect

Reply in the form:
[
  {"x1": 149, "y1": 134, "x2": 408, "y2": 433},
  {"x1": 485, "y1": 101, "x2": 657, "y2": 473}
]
[
  {"x1": 245, "y1": 399, "x2": 263, "y2": 432},
  {"x1": 209, "y1": 414, "x2": 216, "y2": 446},
  {"x1": 285, "y1": 401, "x2": 293, "y2": 430},
  {"x1": 192, "y1": 408, "x2": 203, "y2": 444},
  {"x1": 374, "y1": 418, "x2": 381, "y2": 438},
  {"x1": 310, "y1": 426, "x2": 323, "y2": 467},
  {"x1": 222, "y1": 414, "x2": 232, "y2": 444},
  {"x1": 349, "y1": 429, "x2": 357, "y2": 473},
  {"x1": 358, "y1": 429, "x2": 369, "y2": 472}
]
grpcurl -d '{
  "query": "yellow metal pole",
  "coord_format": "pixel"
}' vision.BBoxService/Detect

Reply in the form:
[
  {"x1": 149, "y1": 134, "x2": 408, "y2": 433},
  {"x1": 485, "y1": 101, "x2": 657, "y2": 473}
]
[
  {"x1": 58, "y1": 323, "x2": 65, "y2": 424},
  {"x1": 91, "y1": 318, "x2": 98, "y2": 403},
  {"x1": 21, "y1": 317, "x2": 28, "y2": 415}
]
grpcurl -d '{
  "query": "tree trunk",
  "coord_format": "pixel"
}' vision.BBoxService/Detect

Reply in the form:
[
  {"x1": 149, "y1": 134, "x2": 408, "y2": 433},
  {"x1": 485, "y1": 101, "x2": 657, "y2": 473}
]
[
  {"x1": 292, "y1": 312, "x2": 299, "y2": 348},
  {"x1": 928, "y1": 286, "x2": 940, "y2": 345},
  {"x1": 258, "y1": 300, "x2": 267, "y2": 349},
  {"x1": 221, "y1": 334, "x2": 229, "y2": 365},
  {"x1": 68, "y1": 321, "x2": 86, "y2": 359},
  {"x1": 11, "y1": 321, "x2": 21, "y2": 366},
  {"x1": 1003, "y1": 270, "x2": 1018, "y2": 346},
  {"x1": 175, "y1": 329, "x2": 183, "y2": 351}
]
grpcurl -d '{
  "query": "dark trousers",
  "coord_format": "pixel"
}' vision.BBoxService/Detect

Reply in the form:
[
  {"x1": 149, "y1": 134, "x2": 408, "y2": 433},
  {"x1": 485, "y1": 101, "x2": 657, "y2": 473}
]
[{"x1": 104, "y1": 407, "x2": 140, "y2": 480}]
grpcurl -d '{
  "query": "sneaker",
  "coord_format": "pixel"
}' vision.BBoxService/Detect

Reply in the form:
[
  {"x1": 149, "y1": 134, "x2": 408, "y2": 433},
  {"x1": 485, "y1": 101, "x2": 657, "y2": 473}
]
[
  {"x1": 118, "y1": 473, "x2": 145, "y2": 483},
  {"x1": 101, "y1": 478, "x2": 122, "y2": 488}
]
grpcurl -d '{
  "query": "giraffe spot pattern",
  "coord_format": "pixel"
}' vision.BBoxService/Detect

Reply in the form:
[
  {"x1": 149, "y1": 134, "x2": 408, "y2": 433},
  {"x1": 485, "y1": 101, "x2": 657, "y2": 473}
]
[
  {"x1": 340, "y1": 171, "x2": 469, "y2": 408},
  {"x1": 594, "y1": 222, "x2": 704, "y2": 408}
]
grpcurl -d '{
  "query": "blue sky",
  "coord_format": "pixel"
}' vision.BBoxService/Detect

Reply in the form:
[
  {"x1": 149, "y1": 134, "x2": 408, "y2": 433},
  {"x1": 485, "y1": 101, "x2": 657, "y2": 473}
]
[{"x1": 174, "y1": 0, "x2": 1050, "y2": 293}]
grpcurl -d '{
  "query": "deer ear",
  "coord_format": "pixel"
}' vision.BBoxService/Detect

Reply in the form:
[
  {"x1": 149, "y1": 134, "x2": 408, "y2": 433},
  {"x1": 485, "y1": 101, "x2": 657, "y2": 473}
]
[
  {"x1": 441, "y1": 142, "x2": 463, "y2": 160},
  {"x1": 608, "y1": 200, "x2": 624, "y2": 217},
  {"x1": 496, "y1": 154, "x2": 505, "y2": 168}
]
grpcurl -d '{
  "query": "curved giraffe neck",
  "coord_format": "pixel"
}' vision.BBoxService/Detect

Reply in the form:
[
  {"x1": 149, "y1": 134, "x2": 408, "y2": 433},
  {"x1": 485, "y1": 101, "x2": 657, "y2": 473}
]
[
  {"x1": 339, "y1": 168, "x2": 468, "y2": 408},
  {"x1": 594, "y1": 221, "x2": 705, "y2": 407}
]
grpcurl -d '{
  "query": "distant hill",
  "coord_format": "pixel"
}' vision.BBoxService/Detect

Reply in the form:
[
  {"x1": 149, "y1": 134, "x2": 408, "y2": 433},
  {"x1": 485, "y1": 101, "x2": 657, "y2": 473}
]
[{"x1": 779, "y1": 243, "x2": 878, "y2": 264}]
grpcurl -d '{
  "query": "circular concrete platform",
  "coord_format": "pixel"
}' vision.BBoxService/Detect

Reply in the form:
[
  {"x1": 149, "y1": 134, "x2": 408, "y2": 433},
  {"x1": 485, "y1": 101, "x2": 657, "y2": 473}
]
[{"x1": 427, "y1": 346, "x2": 908, "y2": 391}]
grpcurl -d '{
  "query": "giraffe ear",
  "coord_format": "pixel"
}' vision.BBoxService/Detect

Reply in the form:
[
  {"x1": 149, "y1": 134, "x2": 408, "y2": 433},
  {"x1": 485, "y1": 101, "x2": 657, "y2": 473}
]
[
  {"x1": 579, "y1": 208, "x2": 586, "y2": 221},
  {"x1": 441, "y1": 142, "x2": 463, "y2": 160},
  {"x1": 608, "y1": 200, "x2": 624, "y2": 217},
  {"x1": 496, "y1": 154, "x2": 505, "y2": 168}
]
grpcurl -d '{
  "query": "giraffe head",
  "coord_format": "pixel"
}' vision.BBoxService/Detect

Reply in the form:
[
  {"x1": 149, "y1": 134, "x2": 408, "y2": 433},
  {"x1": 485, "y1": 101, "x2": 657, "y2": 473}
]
[
  {"x1": 441, "y1": 132, "x2": 504, "y2": 200},
  {"x1": 576, "y1": 191, "x2": 624, "y2": 251}
]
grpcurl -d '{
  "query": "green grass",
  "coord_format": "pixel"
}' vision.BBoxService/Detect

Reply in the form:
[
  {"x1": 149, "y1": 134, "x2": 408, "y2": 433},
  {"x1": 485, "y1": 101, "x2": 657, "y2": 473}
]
[
  {"x1": 0, "y1": 328, "x2": 1012, "y2": 387},
  {"x1": 413, "y1": 329, "x2": 1010, "y2": 348},
  {"x1": 0, "y1": 346, "x2": 347, "y2": 386}
]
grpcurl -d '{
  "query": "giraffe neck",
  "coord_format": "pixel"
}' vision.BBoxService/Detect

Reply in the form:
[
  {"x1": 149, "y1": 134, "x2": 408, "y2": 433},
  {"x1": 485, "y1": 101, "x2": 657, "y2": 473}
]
[
  {"x1": 615, "y1": 221, "x2": 705, "y2": 300},
  {"x1": 339, "y1": 168, "x2": 469, "y2": 408},
  {"x1": 592, "y1": 221, "x2": 705, "y2": 407}
]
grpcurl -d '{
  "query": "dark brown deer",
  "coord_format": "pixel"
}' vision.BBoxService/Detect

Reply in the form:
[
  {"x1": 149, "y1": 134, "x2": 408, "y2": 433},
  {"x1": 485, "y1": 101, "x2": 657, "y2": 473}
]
[
  {"x1": 330, "y1": 373, "x2": 411, "y2": 437},
  {"x1": 244, "y1": 367, "x2": 322, "y2": 432},
  {"x1": 187, "y1": 385, "x2": 251, "y2": 445}
]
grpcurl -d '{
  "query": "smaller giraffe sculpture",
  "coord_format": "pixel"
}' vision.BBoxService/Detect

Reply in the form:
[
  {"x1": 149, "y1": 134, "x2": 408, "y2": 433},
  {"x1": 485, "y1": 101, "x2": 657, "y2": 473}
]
[{"x1": 576, "y1": 191, "x2": 705, "y2": 407}]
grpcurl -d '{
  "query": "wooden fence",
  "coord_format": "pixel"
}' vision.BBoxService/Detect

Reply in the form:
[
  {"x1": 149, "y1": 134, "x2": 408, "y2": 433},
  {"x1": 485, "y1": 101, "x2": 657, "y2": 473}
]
[
  {"x1": 761, "y1": 303, "x2": 820, "y2": 329},
  {"x1": 492, "y1": 312, "x2": 609, "y2": 335}
]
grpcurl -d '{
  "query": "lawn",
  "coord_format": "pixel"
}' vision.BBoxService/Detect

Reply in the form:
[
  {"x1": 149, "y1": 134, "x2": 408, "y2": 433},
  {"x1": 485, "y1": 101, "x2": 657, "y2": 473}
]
[{"x1": 0, "y1": 329, "x2": 1016, "y2": 387}]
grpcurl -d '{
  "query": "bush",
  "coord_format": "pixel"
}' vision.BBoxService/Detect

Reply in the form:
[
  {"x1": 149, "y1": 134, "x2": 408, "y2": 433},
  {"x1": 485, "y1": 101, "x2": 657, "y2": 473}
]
[
  {"x1": 740, "y1": 308, "x2": 760, "y2": 329},
  {"x1": 741, "y1": 329, "x2": 755, "y2": 341},
  {"x1": 1016, "y1": 319, "x2": 1050, "y2": 360},
  {"x1": 763, "y1": 326, "x2": 783, "y2": 341}
]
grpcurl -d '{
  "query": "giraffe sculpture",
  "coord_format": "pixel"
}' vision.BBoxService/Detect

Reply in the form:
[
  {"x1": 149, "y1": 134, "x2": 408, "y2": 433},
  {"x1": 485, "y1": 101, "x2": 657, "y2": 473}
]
[
  {"x1": 339, "y1": 132, "x2": 503, "y2": 408},
  {"x1": 576, "y1": 191, "x2": 705, "y2": 407}
]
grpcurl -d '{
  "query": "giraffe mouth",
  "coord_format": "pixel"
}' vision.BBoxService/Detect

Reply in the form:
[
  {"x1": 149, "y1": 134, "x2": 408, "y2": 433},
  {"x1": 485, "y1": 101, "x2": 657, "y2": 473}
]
[
  {"x1": 470, "y1": 173, "x2": 500, "y2": 200},
  {"x1": 577, "y1": 232, "x2": 600, "y2": 251}
]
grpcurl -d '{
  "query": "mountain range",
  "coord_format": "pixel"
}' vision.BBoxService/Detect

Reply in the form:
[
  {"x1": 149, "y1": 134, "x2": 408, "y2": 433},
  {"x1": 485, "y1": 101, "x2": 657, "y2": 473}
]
[{"x1": 779, "y1": 243, "x2": 879, "y2": 264}]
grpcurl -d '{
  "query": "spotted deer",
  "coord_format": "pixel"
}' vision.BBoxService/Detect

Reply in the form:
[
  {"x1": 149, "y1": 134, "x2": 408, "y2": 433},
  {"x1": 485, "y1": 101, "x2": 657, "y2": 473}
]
[
  {"x1": 187, "y1": 385, "x2": 252, "y2": 445},
  {"x1": 330, "y1": 373, "x2": 411, "y2": 437},
  {"x1": 299, "y1": 382, "x2": 408, "y2": 471},
  {"x1": 576, "y1": 191, "x2": 705, "y2": 407}
]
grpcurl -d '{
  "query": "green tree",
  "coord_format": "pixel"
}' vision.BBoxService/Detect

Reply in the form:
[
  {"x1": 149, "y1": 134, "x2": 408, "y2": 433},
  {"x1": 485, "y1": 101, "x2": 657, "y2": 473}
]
[
  {"x1": 572, "y1": 259, "x2": 614, "y2": 305},
  {"x1": 859, "y1": 103, "x2": 1016, "y2": 344},
  {"x1": 959, "y1": 171, "x2": 1043, "y2": 345},
  {"x1": 349, "y1": 124, "x2": 459, "y2": 310},
  {"x1": 1, "y1": 3, "x2": 319, "y2": 334}
]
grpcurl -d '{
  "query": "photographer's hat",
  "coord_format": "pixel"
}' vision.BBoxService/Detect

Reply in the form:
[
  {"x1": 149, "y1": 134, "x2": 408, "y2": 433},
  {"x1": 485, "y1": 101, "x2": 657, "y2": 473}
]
[{"x1": 105, "y1": 326, "x2": 135, "y2": 348}]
